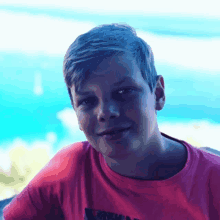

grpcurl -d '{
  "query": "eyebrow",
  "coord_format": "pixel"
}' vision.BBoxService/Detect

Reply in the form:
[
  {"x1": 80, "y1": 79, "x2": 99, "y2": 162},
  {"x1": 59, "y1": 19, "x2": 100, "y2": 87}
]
[{"x1": 75, "y1": 77, "x2": 131, "y2": 95}]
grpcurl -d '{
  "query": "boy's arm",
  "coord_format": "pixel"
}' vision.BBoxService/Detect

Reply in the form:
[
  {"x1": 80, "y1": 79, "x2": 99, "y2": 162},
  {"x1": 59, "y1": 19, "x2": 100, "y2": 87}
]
[{"x1": 2, "y1": 185, "x2": 52, "y2": 219}]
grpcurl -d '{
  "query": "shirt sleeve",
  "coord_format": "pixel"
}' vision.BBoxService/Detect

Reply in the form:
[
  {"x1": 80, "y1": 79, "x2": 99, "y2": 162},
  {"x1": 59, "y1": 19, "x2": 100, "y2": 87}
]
[{"x1": 3, "y1": 184, "x2": 64, "y2": 220}]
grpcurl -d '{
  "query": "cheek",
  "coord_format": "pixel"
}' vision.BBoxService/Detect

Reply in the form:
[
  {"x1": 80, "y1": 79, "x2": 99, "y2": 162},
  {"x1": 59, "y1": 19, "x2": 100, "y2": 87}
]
[
  {"x1": 127, "y1": 97, "x2": 153, "y2": 125},
  {"x1": 77, "y1": 112, "x2": 94, "y2": 133},
  {"x1": 76, "y1": 112, "x2": 86, "y2": 129},
  {"x1": 124, "y1": 96, "x2": 141, "y2": 111},
  {"x1": 78, "y1": 114, "x2": 88, "y2": 126}
]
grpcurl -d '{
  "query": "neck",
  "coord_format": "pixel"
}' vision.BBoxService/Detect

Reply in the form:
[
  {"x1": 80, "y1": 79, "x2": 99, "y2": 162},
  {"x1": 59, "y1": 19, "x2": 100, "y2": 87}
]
[{"x1": 103, "y1": 132, "x2": 171, "y2": 180}]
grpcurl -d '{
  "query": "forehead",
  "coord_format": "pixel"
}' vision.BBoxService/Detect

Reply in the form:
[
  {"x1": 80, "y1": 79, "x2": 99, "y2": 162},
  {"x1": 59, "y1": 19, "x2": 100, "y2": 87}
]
[
  {"x1": 75, "y1": 53, "x2": 143, "y2": 91},
  {"x1": 75, "y1": 76, "x2": 139, "y2": 95},
  {"x1": 94, "y1": 53, "x2": 137, "y2": 75}
]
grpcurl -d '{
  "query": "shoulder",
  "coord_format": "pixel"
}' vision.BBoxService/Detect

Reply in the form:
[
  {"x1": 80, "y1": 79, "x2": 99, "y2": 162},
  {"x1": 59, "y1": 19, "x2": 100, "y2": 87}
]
[
  {"x1": 189, "y1": 145, "x2": 220, "y2": 182},
  {"x1": 200, "y1": 147, "x2": 220, "y2": 157},
  {"x1": 196, "y1": 146, "x2": 220, "y2": 166},
  {"x1": 45, "y1": 141, "x2": 90, "y2": 173},
  {"x1": 51, "y1": 141, "x2": 89, "y2": 165},
  {"x1": 29, "y1": 141, "x2": 91, "y2": 186}
]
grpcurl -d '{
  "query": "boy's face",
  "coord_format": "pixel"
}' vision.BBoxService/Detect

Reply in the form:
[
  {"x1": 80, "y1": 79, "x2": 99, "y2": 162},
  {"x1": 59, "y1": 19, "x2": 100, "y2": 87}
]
[{"x1": 71, "y1": 53, "x2": 165, "y2": 160}]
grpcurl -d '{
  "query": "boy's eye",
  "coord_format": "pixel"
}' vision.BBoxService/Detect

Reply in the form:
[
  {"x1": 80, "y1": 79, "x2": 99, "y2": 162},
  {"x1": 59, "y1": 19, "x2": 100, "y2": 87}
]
[
  {"x1": 78, "y1": 88, "x2": 136, "y2": 107},
  {"x1": 117, "y1": 88, "x2": 135, "y2": 95},
  {"x1": 78, "y1": 98, "x2": 95, "y2": 106}
]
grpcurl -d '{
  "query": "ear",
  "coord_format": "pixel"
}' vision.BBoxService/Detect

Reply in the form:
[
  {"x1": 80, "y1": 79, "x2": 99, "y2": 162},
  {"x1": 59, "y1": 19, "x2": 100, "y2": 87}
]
[{"x1": 154, "y1": 75, "x2": 165, "y2": 111}]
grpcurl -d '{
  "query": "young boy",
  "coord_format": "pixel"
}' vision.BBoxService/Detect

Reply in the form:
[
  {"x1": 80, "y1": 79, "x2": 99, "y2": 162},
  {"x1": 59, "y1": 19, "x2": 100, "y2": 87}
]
[{"x1": 3, "y1": 23, "x2": 220, "y2": 219}]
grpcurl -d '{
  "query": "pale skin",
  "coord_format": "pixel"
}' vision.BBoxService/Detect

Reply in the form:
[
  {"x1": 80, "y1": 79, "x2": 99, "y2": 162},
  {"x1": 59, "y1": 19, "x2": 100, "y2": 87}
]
[{"x1": 71, "y1": 53, "x2": 187, "y2": 180}]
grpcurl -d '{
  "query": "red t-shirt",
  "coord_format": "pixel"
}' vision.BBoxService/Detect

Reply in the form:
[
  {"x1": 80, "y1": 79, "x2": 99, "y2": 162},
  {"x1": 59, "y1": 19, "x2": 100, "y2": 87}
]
[{"x1": 3, "y1": 132, "x2": 220, "y2": 219}]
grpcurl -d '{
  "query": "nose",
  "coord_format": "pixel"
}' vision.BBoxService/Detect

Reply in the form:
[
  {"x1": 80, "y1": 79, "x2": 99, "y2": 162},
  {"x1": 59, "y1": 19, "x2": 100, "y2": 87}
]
[{"x1": 97, "y1": 100, "x2": 120, "y2": 122}]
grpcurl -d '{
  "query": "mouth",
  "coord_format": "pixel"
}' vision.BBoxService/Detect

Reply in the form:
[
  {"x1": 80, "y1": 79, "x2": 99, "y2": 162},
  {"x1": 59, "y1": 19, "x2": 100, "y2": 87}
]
[
  {"x1": 101, "y1": 127, "x2": 131, "y2": 140},
  {"x1": 101, "y1": 127, "x2": 130, "y2": 136}
]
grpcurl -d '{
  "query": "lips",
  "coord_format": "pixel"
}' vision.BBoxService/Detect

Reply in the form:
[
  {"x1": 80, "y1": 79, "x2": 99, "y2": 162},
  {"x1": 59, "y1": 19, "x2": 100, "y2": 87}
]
[
  {"x1": 98, "y1": 127, "x2": 131, "y2": 136},
  {"x1": 104, "y1": 127, "x2": 130, "y2": 135},
  {"x1": 101, "y1": 127, "x2": 131, "y2": 141}
]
